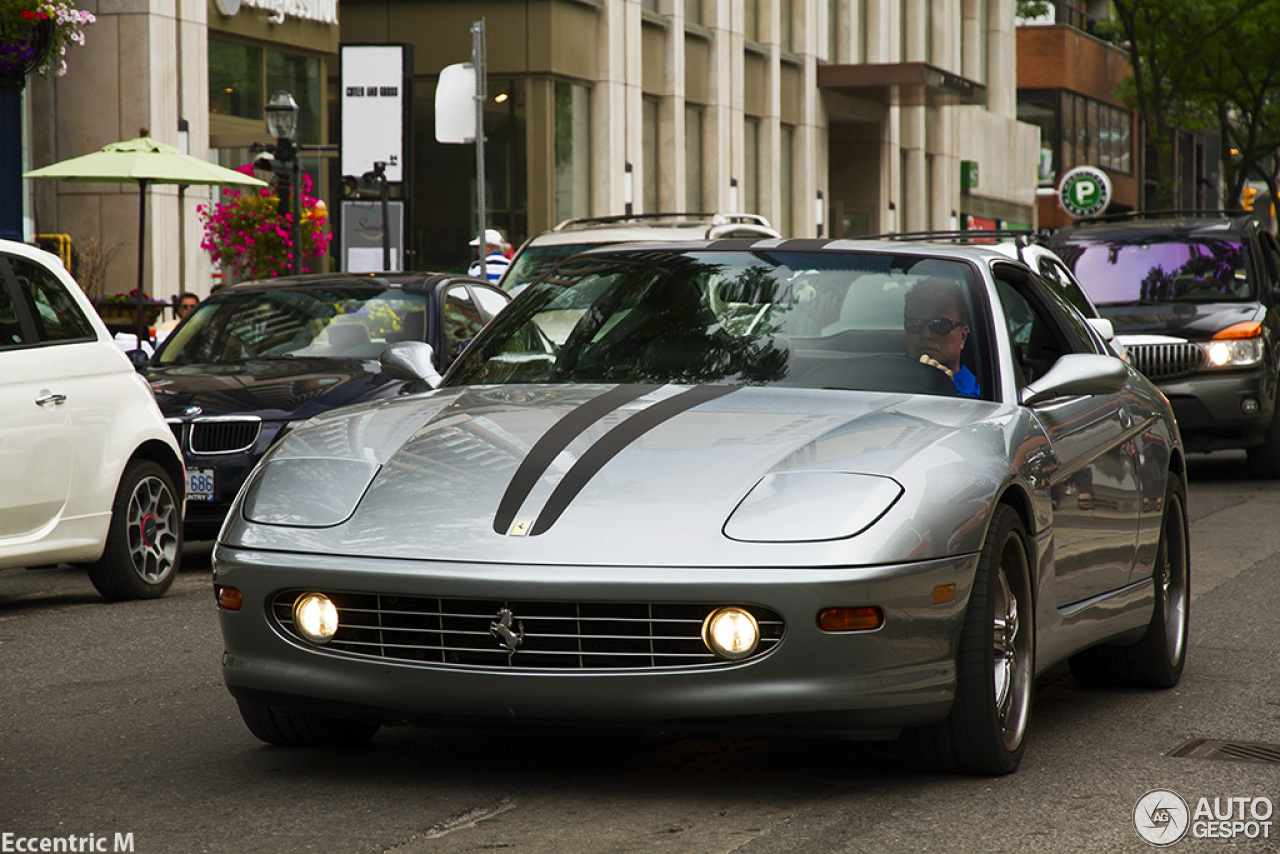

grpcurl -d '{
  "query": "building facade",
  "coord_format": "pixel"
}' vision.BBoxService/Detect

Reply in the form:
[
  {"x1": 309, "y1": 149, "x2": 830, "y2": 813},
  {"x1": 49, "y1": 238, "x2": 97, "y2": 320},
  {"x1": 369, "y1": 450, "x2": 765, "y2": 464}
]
[
  {"x1": 23, "y1": 0, "x2": 340, "y2": 301},
  {"x1": 345, "y1": 0, "x2": 1039, "y2": 270},
  {"x1": 21, "y1": 0, "x2": 1040, "y2": 297},
  {"x1": 1015, "y1": 1, "x2": 1221, "y2": 229}
]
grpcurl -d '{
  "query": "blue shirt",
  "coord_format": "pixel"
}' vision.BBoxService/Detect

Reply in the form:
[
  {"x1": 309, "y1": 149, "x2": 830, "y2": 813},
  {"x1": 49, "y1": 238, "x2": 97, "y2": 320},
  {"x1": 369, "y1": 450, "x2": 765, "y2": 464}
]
[{"x1": 953, "y1": 364, "x2": 981, "y2": 398}]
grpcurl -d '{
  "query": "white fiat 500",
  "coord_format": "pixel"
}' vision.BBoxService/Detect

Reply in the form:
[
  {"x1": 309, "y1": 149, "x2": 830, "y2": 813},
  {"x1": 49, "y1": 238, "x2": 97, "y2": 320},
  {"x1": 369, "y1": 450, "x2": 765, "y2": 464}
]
[{"x1": 0, "y1": 239, "x2": 185, "y2": 600}]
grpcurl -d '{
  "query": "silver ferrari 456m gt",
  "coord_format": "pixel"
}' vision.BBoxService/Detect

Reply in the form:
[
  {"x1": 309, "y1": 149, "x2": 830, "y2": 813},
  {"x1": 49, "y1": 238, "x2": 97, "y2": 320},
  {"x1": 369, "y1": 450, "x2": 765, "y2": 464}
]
[{"x1": 213, "y1": 239, "x2": 1188, "y2": 775}]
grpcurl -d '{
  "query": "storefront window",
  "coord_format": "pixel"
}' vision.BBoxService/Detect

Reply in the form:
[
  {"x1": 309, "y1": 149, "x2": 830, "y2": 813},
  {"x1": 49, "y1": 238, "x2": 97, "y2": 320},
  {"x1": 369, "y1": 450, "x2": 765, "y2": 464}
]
[
  {"x1": 1017, "y1": 92, "x2": 1058, "y2": 186},
  {"x1": 209, "y1": 40, "x2": 263, "y2": 120},
  {"x1": 744, "y1": 117, "x2": 760, "y2": 214},
  {"x1": 267, "y1": 50, "x2": 323, "y2": 146},
  {"x1": 1047, "y1": 90, "x2": 1131, "y2": 177},
  {"x1": 643, "y1": 97, "x2": 660, "y2": 213},
  {"x1": 780, "y1": 124, "x2": 795, "y2": 235},
  {"x1": 208, "y1": 38, "x2": 322, "y2": 147},
  {"x1": 554, "y1": 80, "x2": 591, "y2": 223},
  {"x1": 685, "y1": 105, "x2": 704, "y2": 212}
]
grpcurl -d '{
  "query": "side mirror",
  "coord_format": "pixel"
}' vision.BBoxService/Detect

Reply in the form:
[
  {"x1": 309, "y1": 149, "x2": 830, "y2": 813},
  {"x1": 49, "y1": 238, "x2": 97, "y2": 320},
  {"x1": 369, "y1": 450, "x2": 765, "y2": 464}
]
[
  {"x1": 1020, "y1": 353, "x2": 1128, "y2": 406},
  {"x1": 1085, "y1": 317, "x2": 1115, "y2": 341},
  {"x1": 379, "y1": 341, "x2": 442, "y2": 388},
  {"x1": 125, "y1": 348, "x2": 151, "y2": 372}
]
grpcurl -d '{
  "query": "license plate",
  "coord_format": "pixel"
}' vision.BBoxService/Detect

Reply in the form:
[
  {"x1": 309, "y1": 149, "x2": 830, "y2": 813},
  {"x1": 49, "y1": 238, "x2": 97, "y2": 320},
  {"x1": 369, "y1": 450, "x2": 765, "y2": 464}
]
[{"x1": 186, "y1": 467, "x2": 215, "y2": 501}]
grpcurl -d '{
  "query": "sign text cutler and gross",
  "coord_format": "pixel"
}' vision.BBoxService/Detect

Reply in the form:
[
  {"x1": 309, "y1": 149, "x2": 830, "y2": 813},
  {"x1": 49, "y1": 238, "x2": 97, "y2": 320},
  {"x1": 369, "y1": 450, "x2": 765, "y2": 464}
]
[{"x1": 345, "y1": 86, "x2": 400, "y2": 98}]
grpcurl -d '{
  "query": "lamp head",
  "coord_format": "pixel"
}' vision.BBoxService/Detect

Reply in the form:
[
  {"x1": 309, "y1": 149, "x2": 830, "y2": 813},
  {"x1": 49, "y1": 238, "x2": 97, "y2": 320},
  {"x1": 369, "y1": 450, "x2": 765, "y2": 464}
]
[{"x1": 265, "y1": 90, "x2": 299, "y2": 141}]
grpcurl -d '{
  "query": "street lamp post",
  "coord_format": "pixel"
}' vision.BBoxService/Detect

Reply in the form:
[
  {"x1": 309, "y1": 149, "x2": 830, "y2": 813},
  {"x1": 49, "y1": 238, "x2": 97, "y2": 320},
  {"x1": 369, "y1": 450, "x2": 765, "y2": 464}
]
[{"x1": 265, "y1": 90, "x2": 302, "y2": 276}]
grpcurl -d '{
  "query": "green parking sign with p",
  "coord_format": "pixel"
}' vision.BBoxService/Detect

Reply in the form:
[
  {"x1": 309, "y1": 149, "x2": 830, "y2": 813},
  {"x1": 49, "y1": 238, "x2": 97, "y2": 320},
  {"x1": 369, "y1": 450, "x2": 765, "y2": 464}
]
[{"x1": 1058, "y1": 166, "x2": 1112, "y2": 218}]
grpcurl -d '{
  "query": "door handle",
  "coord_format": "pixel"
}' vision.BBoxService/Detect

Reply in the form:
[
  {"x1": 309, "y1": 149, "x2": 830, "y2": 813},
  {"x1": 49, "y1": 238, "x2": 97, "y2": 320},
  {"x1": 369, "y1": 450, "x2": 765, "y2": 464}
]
[{"x1": 35, "y1": 392, "x2": 67, "y2": 407}]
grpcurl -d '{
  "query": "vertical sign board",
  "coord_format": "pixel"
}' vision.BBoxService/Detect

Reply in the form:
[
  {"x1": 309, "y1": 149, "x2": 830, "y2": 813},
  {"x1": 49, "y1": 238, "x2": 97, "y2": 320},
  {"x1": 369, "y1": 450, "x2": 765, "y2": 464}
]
[
  {"x1": 341, "y1": 44, "x2": 411, "y2": 269},
  {"x1": 341, "y1": 45, "x2": 408, "y2": 181},
  {"x1": 343, "y1": 200, "x2": 404, "y2": 273}
]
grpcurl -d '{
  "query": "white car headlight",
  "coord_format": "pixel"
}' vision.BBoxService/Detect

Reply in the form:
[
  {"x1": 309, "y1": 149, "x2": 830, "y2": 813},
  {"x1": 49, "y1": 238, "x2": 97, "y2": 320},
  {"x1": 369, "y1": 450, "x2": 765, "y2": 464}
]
[
  {"x1": 702, "y1": 608, "x2": 760, "y2": 660},
  {"x1": 723, "y1": 471, "x2": 903, "y2": 543},
  {"x1": 292, "y1": 593, "x2": 339, "y2": 643},
  {"x1": 1203, "y1": 337, "x2": 1263, "y2": 368}
]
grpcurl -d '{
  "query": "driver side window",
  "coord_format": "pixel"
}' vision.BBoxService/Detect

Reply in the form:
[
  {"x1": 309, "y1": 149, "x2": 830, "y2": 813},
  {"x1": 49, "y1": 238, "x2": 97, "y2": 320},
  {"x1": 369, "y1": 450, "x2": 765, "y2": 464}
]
[{"x1": 996, "y1": 271, "x2": 1099, "y2": 387}]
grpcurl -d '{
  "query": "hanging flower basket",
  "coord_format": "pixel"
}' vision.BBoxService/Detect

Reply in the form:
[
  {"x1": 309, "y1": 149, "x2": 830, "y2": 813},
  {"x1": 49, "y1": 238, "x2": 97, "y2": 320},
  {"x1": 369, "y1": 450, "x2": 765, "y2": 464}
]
[
  {"x1": 0, "y1": 2, "x2": 95, "y2": 82},
  {"x1": 0, "y1": 17, "x2": 50, "y2": 82}
]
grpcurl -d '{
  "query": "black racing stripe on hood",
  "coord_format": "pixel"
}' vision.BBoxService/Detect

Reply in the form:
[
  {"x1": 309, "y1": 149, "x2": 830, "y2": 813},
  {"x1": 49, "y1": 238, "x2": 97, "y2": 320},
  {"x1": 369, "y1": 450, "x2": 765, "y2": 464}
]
[
  {"x1": 529, "y1": 385, "x2": 739, "y2": 536},
  {"x1": 492, "y1": 384, "x2": 662, "y2": 534}
]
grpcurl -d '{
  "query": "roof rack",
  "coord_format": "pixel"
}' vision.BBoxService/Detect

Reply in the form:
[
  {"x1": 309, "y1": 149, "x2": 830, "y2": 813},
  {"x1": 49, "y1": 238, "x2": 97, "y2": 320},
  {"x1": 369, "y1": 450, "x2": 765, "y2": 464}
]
[
  {"x1": 854, "y1": 228, "x2": 1051, "y2": 246},
  {"x1": 1072, "y1": 209, "x2": 1250, "y2": 224},
  {"x1": 552, "y1": 212, "x2": 775, "y2": 231}
]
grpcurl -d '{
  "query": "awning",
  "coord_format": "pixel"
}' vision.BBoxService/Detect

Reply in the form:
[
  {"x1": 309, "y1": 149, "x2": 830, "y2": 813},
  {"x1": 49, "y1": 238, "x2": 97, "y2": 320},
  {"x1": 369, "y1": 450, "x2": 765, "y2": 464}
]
[{"x1": 817, "y1": 62, "x2": 986, "y2": 107}]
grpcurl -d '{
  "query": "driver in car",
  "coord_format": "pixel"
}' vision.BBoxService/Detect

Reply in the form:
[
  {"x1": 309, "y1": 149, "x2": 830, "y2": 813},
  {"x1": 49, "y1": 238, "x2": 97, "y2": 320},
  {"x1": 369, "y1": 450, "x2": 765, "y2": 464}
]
[{"x1": 904, "y1": 277, "x2": 980, "y2": 398}]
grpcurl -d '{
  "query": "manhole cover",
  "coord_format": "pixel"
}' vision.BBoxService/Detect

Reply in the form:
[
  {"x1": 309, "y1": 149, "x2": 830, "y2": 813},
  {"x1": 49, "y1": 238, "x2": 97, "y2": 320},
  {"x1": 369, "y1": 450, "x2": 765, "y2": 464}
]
[{"x1": 1169, "y1": 738, "x2": 1280, "y2": 765}]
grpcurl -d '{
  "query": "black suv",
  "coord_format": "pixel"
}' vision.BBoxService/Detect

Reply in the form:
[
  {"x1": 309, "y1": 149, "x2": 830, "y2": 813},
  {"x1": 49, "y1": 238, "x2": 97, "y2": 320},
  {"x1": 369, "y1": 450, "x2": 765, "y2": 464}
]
[{"x1": 1050, "y1": 212, "x2": 1280, "y2": 474}]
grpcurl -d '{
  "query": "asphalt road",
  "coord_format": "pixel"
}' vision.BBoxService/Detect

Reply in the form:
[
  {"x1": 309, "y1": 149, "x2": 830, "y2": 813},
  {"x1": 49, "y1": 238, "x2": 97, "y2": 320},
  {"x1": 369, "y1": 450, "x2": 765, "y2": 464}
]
[{"x1": 2, "y1": 452, "x2": 1279, "y2": 854}]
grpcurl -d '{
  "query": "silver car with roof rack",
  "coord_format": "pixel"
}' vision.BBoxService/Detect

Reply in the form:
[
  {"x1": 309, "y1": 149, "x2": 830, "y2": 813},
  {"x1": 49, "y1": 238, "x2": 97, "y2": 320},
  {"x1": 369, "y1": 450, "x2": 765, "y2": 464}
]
[{"x1": 501, "y1": 212, "x2": 782, "y2": 296}]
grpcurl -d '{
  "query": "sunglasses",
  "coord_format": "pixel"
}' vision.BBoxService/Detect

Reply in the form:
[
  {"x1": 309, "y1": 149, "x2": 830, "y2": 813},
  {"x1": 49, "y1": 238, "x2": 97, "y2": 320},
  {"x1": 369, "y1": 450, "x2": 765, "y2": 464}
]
[{"x1": 904, "y1": 316, "x2": 966, "y2": 335}]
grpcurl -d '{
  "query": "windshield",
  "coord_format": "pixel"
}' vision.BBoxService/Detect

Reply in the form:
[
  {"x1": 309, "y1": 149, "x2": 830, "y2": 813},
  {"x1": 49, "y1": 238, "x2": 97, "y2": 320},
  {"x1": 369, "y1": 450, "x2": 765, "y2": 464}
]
[
  {"x1": 1057, "y1": 238, "x2": 1253, "y2": 305},
  {"x1": 152, "y1": 286, "x2": 430, "y2": 365},
  {"x1": 449, "y1": 249, "x2": 989, "y2": 398},
  {"x1": 502, "y1": 242, "x2": 601, "y2": 295}
]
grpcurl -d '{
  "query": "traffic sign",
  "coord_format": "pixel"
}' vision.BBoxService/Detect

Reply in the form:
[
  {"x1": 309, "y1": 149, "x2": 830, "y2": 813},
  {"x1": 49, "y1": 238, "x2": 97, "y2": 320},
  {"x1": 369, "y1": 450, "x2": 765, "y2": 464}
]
[{"x1": 1058, "y1": 166, "x2": 1112, "y2": 218}]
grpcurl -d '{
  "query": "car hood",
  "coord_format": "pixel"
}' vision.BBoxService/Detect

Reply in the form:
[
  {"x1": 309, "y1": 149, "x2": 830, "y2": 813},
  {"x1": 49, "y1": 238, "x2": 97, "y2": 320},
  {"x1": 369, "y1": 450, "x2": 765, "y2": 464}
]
[
  {"x1": 147, "y1": 358, "x2": 398, "y2": 421},
  {"x1": 221, "y1": 384, "x2": 1027, "y2": 568},
  {"x1": 1096, "y1": 301, "x2": 1262, "y2": 340}
]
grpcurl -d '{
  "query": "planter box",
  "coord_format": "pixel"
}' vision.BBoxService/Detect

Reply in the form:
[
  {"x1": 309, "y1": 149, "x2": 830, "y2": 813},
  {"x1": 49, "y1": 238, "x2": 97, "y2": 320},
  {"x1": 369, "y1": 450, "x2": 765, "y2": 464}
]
[{"x1": 93, "y1": 302, "x2": 166, "y2": 325}]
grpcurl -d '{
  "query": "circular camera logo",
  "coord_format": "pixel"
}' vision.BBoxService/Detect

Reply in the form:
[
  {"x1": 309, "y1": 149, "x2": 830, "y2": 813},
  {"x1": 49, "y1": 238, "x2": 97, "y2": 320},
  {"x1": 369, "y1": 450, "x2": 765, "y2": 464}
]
[{"x1": 1135, "y1": 789, "x2": 1190, "y2": 846}]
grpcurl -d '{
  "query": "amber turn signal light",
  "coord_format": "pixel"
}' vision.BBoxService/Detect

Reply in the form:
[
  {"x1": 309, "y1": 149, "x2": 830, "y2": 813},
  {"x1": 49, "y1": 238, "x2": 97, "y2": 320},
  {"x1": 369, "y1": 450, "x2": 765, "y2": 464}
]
[
  {"x1": 216, "y1": 585, "x2": 243, "y2": 611},
  {"x1": 817, "y1": 606, "x2": 884, "y2": 632}
]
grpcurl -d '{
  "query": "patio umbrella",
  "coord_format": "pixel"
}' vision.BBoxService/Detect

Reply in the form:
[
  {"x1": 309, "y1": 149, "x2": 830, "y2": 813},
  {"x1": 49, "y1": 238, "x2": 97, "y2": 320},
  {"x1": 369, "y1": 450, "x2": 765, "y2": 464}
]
[{"x1": 24, "y1": 132, "x2": 267, "y2": 344}]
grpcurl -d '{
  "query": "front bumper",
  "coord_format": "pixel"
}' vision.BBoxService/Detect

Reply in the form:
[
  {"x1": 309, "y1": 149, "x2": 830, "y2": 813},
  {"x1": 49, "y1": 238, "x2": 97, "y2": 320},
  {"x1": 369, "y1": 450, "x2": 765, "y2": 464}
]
[
  {"x1": 214, "y1": 545, "x2": 978, "y2": 737},
  {"x1": 1156, "y1": 368, "x2": 1274, "y2": 452}
]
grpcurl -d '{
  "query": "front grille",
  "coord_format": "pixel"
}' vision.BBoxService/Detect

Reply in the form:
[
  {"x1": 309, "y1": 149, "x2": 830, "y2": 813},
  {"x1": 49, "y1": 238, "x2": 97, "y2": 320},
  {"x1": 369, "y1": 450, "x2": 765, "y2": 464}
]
[
  {"x1": 165, "y1": 419, "x2": 184, "y2": 445},
  {"x1": 1126, "y1": 341, "x2": 1205, "y2": 380},
  {"x1": 189, "y1": 418, "x2": 261, "y2": 454},
  {"x1": 272, "y1": 590, "x2": 785, "y2": 670}
]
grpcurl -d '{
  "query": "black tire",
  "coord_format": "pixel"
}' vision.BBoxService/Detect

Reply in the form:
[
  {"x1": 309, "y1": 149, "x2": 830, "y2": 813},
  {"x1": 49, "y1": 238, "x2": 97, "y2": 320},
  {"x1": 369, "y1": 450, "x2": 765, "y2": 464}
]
[
  {"x1": 237, "y1": 701, "x2": 380, "y2": 747},
  {"x1": 87, "y1": 459, "x2": 182, "y2": 601},
  {"x1": 902, "y1": 505, "x2": 1035, "y2": 775},
  {"x1": 1068, "y1": 476, "x2": 1189, "y2": 688}
]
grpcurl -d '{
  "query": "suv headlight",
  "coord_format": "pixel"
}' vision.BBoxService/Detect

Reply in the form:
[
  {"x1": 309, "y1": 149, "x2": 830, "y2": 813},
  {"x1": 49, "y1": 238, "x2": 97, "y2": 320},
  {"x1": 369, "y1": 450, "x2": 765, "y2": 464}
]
[{"x1": 1204, "y1": 322, "x2": 1264, "y2": 368}]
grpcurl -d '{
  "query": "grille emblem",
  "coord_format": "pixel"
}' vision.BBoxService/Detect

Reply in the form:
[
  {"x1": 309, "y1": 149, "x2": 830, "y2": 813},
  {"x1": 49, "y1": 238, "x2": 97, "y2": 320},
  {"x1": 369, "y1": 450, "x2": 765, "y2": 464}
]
[
  {"x1": 490, "y1": 607, "x2": 525, "y2": 659},
  {"x1": 184, "y1": 405, "x2": 203, "y2": 416}
]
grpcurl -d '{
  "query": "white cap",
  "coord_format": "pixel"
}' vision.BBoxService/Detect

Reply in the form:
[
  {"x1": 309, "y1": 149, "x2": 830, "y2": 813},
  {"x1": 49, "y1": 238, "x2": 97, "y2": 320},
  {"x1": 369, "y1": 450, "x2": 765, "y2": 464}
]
[{"x1": 469, "y1": 228, "x2": 505, "y2": 247}]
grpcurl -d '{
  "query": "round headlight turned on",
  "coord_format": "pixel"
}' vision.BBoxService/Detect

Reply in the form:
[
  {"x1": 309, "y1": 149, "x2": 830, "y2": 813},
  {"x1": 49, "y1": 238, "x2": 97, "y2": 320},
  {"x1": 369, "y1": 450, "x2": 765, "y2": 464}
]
[
  {"x1": 702, "y1": 607, "x2": 760, "y2": 660},
  {"x1": 292, "y1": 593, "x2": 339, "y2": 644}
]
